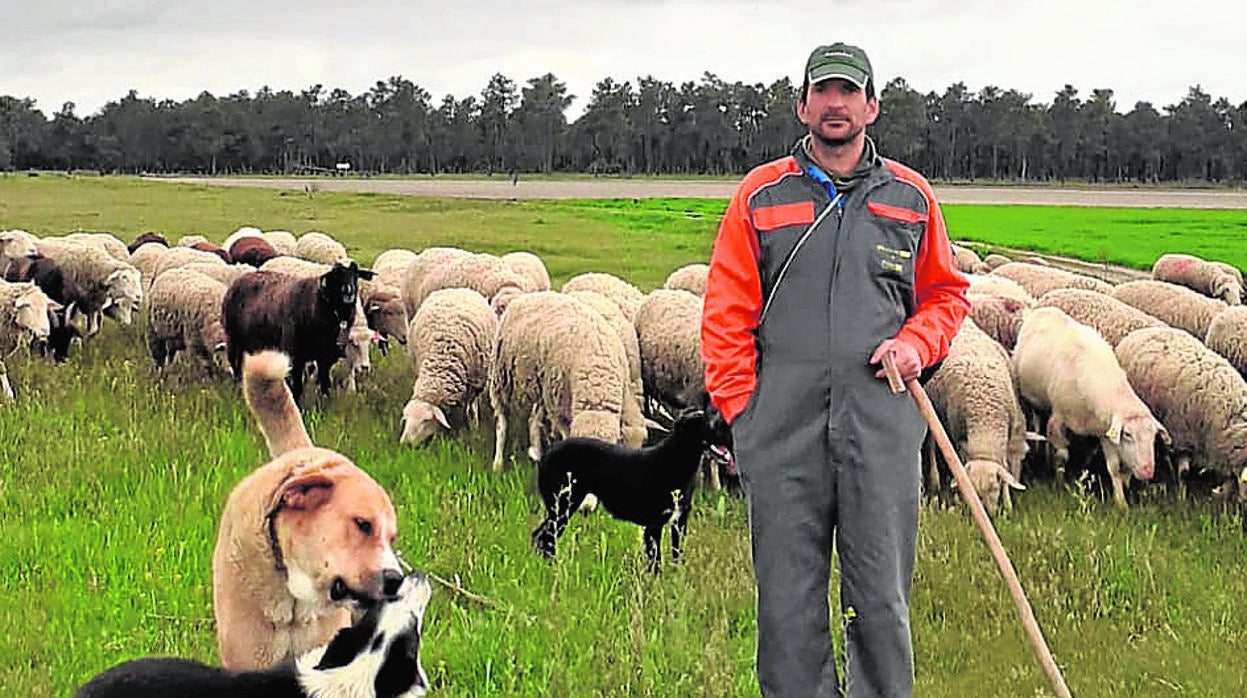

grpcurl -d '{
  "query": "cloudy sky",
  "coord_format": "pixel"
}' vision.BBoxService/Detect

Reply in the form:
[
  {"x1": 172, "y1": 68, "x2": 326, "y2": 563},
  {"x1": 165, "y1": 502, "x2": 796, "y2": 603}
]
[{"x1": 3, "y1": 0, "x2": 1245, "y2": 118}]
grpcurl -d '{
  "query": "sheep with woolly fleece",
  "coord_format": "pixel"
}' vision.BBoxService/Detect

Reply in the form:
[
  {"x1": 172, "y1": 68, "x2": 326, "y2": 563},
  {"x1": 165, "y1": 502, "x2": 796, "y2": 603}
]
[
  {"x1": 561, "y1": 272, "x2": 645, "y2": 323},
  {"x1": 128, "y1": 242, "x2": 168, "y2": 287},
  {"x1": 414, "y1": 252, "x2": 526, "y2": 312},
  {"x1": 633, "y1": 289, "x2": 706, "y2": 414},
  {"x1": 489, "y1": 286, "x2": 525, "y2": 317},
  {"x1": 966, "y1": 293, "x2": 1029, "y2": 350},
  {"x1": 127, "y1": 232, "x2": 168, "y2": 254},
  {"x1": 1111, "y1": 279, "x2": 1227, "y2": 340},
  {"x1": 567, "y1": 289, "x2": 646, "y2": 449},
  {"x1": 1013, "y1": 307, "x2": 1169, "y2": 508},
  {"x1": 399, "y1": 246, "x2": 473, "y2": 318},
  {"x1": 175, "y1": 234, "x2": 208, "y2": 248},
  {"x1": 189, "y1": 241, "x2": 232, "y2": 264},
  {"x1": 966, "y1": 273, "x2": 1036, "y2": 306},
  {"x1": 989, "y1": 262, "x2": 1113, "y2": 298},
  {"x1": 663, "y1": 263, "x2": 709, "y2": 296},
  {"x1": 400, "y1": 288, "x2": 497, "y2": 446},
  {"x1": 1204, "y1": 307, "x2": 1247, "y2": 379},
  {"x1": 1152, "y1": 253, "x2": 1243, "y2": 305},
  {"x1": 227, "y1": 236, "x2": 279, "y2": 268},
  {"x1": 1116, "y1": 326, "x2": 1247, "y2": 504},
  {"x1": 489, "y1": 291, "x2": 630, "y2": 472},
  {"x1": 149, "y1": 245, "x2": 228, "y2": 283},
  {"x1": 0, "y1": 280, "x2": 55, "y2": 356},
  {"x1": 222, "y1": 226, "x2": 264, "y2": 252},
  {"x1": 295, "y1": 231, "x2": 350, "y2": 266},
  {"x1": 1037, "y1": 288, "x2": 1168, "y2": 348},
  {"x1": 262, "y1": 230, "x2": 298, "y2": 256},
  {"x1": 1, "y1": 229, "x2": 40, "y2": 277},
  {"x1": 982, "y1": 253, "x2": 1012, "y2": 270},
  {"x1": 372, "y1": 249, "x2": 418, "y2": 289},
  {"x1": 179, "y1": 262, "x2": 253, "y2": 288},
  {"x1": 922, "y1": 319, "x2": 1027, "y2": 514},
  {"x1": 145, "y1": 268, "x2": 230, "y2": 376},
  {"x1": 257, "y1": 257, "x2": 379, "y2": 353},
  {"x1": 501, "y1": 251, "x2": 551, "y2": 292},
  {"x1": 32, "y1": 239, "x2": 142, "y2": 332},
  {"x1": 64, "y1": 232, "x2": 129, "y2": 261},
  {"x1": 950, "y1": 244, "x2": 988, "y2": 274}
]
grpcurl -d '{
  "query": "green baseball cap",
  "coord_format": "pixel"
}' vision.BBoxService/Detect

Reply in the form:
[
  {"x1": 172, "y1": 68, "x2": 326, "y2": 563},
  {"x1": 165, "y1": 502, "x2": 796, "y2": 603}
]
[{"x1": 805, "y1": 43, "x2": 873, "y2": 89}]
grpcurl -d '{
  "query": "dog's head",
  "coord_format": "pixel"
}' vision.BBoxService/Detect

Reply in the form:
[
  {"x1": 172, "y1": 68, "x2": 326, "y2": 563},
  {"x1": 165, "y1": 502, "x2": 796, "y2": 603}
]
[
  {"x1": 297, "y1": 571, "x2": 432, "y2": 698},
  {"x1": 266, "y1": 452, "x2": 404, "y2": 608},
  {"x1": 673, "y1": 405, "x2": 735, "y2": 471}
]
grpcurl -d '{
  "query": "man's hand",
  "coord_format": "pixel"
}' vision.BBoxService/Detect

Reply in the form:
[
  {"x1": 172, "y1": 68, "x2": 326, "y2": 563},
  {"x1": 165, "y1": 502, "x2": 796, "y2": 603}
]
[{"x1": 869, "y1": 338, "x2": 922, "y2": 382}]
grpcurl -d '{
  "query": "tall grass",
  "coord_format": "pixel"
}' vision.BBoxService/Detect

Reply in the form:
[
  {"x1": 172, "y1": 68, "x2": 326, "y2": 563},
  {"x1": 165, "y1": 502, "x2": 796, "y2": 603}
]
[{"x1": 1, "y1": 176, "x2": 1245, "y2": 697}]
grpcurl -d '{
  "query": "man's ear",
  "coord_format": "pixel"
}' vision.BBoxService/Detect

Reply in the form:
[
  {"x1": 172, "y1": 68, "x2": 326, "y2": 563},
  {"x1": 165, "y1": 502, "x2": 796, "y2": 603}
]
[{"x1": 865, "y1": 96, "x2": 880, "y2": 125}]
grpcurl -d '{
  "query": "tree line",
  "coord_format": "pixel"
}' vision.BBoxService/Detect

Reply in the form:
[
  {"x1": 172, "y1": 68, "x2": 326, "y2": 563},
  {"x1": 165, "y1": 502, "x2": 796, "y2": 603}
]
[{"x1": 1, "y1": 72, "x2": 1244, "y2": 183}]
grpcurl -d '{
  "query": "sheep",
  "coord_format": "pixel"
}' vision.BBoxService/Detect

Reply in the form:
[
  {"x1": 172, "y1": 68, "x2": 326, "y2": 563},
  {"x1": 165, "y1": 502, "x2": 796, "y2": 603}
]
[
  {"x1": 4, "y1": 254, "x2": 86, "y2": 308},
  {"x1": 501, "y1": 251, "x2": 551, "y2": 292},
  {"x1": 489, "y1": 285, "x2": 525, "y2": 317},
  {"x1": 258, "y1": 256, "x2": 379, "y2": 343},
  {"x1": 1, "y1": 229, "x2": 40, "y2": 277},
  {"x1": 339, "y1": 324, "x2": 379, "y2": 393},
  {"x1": 413, "y1": 252, "x2": 526, "y2": 313},
  {"x1": 128, "y1": 242, "x2": 168, "y2": 288},
  {"x1": 1116, "y1": 326, "x2": 1247, "y2": 503},
  {"x1": 1037, "y1": 288, "x2": 1168, "y2": 348},
  {"x1": 922, "y1": 319, "x2": 1027, "y2": 514},
  {"x1": 227, "y1": 236, "x2": 279, "y2": 268},
  {"x1": 489, "y1": 291, "x2": 630, "y2": 472},
  {"x1": 965, "y1": 273, "x2": 1036, "y2": 306},
  {"x1": 951, "y1": 244, "x2": 987, "y2": 274},
  {"x1": 1152, "y1": 253, "x2": 1243, "y2": 305},
  {"x1": 0, "y1": 280, "x2": 55, "y2": 356},
  {"x1": 561, "y1": 272, "x2": 645, "y2": 323},
  {"x1": 127, "y1": 232, "x2": 168, "y2": 254},
  {"x1": 989, "y1": 262, "x2": 1113, "y2": 298},
  {"x1": 262, "y1": 230, "x2": 298, "y2": 256},
  {"x1": 663, "y1": 263, "x2": 710, "y2": 296},
  {"x1": 400, "y1": 288, "x2": 497, "y2": 446},
  {"x1": 32, "y1": 239, "x2": 142, "y2": 333},
  {"x1": 633, "y1": 289, "x2": 705, "y2": 416},
  {"x1": 399, "y1": 246, "x2": 473, "y2": 318},
  {"x1": 222, "y1": 226, "x2": 265, "y2": 252},
  {"x1": 145, "y1": 268, "x2": 230, "y2": 376},
  {"x1": 179, "y1": 262, "x2": 253, "y2": 288},
  {"x1": 1013, "y1": 307, "x2": 1169, "y2": 508},
  {"x1": 982, "y1": 253, "x2": 1012, "y2": 270},
  {"x1": 259, "y1": 255, "x2": 330, "y2": 279},
  {"x1": 295, "y1": 231, "x2": 350, "y2": 265},
  {"x1": 1111, "y1": 279, "x2": 1227, "y2": 340},
  {"x1": 175, "y1": 234, "x2": 208, "y2": 248},
  {"x1": 190, "y1": 241, "x2": 232, "y2": 264},
  {"x1": 1204, "y1": 307, "x2": 1247, "y2": 379},
  {"x1": 64, "y1": 232, "x2": 129, "y2": 262},
  {"x1": 965, "y1": 293, "x2": 1029, "y2": 350},
  {"x1": 149, "y1": 246, "x2": 228, "y2": 287},
  {"x1": 360, "y1": 282, "x2": 407, "y2": 346},
  {"x1": 372, "y1": 249, "x2": 419, "y2": 289},
  {"x1": 567, "y1": 289, "x2": 646, "y2": 449}
]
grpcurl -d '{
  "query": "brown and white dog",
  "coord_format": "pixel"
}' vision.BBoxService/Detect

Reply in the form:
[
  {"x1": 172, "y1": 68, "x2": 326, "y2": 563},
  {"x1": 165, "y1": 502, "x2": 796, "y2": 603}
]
[{"x1": 212, "y1": 350, "x2": 403, "y2": 670}]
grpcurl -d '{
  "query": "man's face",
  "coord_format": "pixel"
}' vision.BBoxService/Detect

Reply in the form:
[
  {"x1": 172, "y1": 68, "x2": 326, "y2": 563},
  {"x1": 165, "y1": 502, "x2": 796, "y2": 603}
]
[{"x1": 797, "y1": 78, "x2": 879, "y2": 148}]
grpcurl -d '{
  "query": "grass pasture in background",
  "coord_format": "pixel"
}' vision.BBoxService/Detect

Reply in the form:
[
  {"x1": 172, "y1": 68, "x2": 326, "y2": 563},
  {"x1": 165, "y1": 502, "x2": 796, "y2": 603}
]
[{"x1": 1, "y1": 174, "x2": 1245, "y2": 697}]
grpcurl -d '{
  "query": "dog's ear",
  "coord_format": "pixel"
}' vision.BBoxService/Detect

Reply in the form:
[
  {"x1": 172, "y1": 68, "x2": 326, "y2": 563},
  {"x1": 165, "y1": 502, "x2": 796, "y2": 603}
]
[{"x1": 268, "y1": 472, "x2": 336, "y2": 515}]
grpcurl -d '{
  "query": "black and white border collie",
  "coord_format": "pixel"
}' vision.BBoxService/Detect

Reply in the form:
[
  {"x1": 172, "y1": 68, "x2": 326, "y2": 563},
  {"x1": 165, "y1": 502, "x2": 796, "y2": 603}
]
[
  {"x1": 76, "y1": 571, "x2": 432, "y2": 698},
  {"x1": 532, "y1": 408, "x2": 733, "y2": 570}
]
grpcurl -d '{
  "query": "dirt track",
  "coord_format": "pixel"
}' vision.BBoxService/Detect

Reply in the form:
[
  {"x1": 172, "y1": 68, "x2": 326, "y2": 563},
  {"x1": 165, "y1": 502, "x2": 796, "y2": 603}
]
[{"x1": 153, "y1": 176, "x2": 1247, "y2": 209}]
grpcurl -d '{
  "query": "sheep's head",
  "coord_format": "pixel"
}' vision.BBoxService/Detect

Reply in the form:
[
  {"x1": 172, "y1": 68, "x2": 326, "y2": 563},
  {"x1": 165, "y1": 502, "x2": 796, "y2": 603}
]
[
  {"x1": 13, "y1": 284, "x2": 54, "y2": 343},
  {"x1": 365, "y1": 294, "x2": 408, "y2": 344},
  {"x1": 103, "y1": 268, "x2": 142, "y2": 324},
  {"x1": 1213, "y1": 276, "x2": 1243, "y2": 306},
  {"x1": 964, "y1": 459, "x2": 1025, "y2": 516},
  {"x1": 1105, "y1": 412, "x2": 1168, "y2": 482},
  {"x1": 344, "y1": 326, "x2": 378, "y2": 376},
  {"x1": 0, "y1": 230, "x2": 38, "y2": 261},
  {"x1": 400, "y1": 399, "x2": 451, "y2": 446}
]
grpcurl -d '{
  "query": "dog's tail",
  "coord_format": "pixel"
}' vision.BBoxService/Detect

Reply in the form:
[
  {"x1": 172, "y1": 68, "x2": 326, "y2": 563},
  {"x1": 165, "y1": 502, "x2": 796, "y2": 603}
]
[{"x1": 242, "y1": 350, "x2": 313, "y2": 457}]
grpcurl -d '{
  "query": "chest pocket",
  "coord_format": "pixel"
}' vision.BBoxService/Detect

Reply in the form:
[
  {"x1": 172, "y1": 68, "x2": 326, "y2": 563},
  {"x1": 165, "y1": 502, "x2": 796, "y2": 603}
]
[{"x1": 866, "y1": 201, "x2": 926, "y2": 284}]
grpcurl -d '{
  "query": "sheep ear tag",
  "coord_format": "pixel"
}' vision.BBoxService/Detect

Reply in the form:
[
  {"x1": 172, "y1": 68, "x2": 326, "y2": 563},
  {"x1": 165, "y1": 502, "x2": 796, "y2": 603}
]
[
  {"x1": 1239, "y1": 467, "x2": 1247, "y2": 484},
  {"x1": 1104, "y1": 419, "x2": 1122, "y2": 443}
]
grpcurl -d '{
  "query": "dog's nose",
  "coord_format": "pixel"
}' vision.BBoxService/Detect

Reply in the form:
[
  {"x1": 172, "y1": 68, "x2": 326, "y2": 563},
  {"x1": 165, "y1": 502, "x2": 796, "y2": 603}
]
[{"x1": 381, "y1": 568, "x2": 404, "y2": 597}]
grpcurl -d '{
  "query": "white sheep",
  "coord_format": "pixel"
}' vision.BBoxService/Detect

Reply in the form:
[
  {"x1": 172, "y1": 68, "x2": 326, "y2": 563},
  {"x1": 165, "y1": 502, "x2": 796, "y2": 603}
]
[
  {"x1": 180, "y1": 261, "x2": 253, "y2": 288},
  {"x1": 501, "y1": 251, "x2": 551, "y2": 293},
  {"x1": 989, "y1": 262, "x2": 1113, "y2": 298},
  {"x1": 1111, "y1": 279, "x2": 1227, "y2": 340},
  {"x1": 64, "y1": 232, "x2": 129, "y2": 262},
  {"x1": 400, "y1": 288, "x2": 497, "y2": 446},
  {"x1": 372, "y1": 249, "x2": 419, "y2": 289},
  {"x1": 33, "y1": 239, "x2": 142, "y2": 332},
  {"x1": 922, "y1": 319, "x2": 1027, "y2": 514},
  {"x1": 633, "y1": 289, "x2": 705, "y2": 413},
  {"x1": 0, "y1": 280, "x2": 54, "y2": 356},
  {"x1": 965, "y1": 273, "x2": 1036, "y2": 306},
  {"x1": 561, "y1": 272, "x2": 645, "y2": 323},
  {"x1": 566, "y1": 289, "x2": 646, "y2": 449},
  {"x1": 414, "y1": 252, "x2": 525, "y2": 313},
  {"x1": 262, "y1": 230, "x2": 298, "y2": 256},
  {"x1": 222, "y1": 226, "x2": 265, "y2": 252},
  {"x1": 175, "y1": 234, "x2": 209, "y2": 248},
  {"x1": 982, "y1": 253, "x2": 1012, "y2": 270},
  {"x1": 148, "y1": 246, "x2": 228, "y2": 289},
  {"x1": 339, "y1": 325, "x2": 378, "y2": 393},
  {"x1": 1013, "y1": 307, "x2": 1168, "y2": 508},
  {"x1": 950, "y1": 244, "x2": 988, "y2": 274},
  {"x1": 1152, "y1": 253, "x2": 1243, "y2": 305},
  {"x1": 399, "y1": 246, "x2": 473, "y2": 318},
  {"x1": 1205, "y1": 307, "x2": 1247, "y2": 378},
  {"x1": 295, "y1": 231, "x2": 350, "y2": 265},
  {"x1": 489, "y1": 291, "x2": 630, "y2": 472},
  {"x1": 1116, "y1": 326, "x2": 1247, "y2": 502},
  {"x1": 144, "y1": 268, "x2": 230, "y2": 376},
  {"x1": 128, "y1": 242, "x2": 168, "y2": 288},
  {"x1": 1037, "y1": 288, "x2": 1167, "y2": 348},
  {"x1": 663, "y1": 263, "x2": 709, "y2": 296},
  {"x1": 1, "y1": 229, "x2": 40, "y2": 277},
  {"x1": 966, "y1": 293, "x2": 1029, "y2": 350}
]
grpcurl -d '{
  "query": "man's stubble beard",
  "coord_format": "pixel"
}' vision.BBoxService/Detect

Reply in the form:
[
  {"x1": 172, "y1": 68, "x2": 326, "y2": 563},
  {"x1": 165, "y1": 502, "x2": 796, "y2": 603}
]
[{"x1": 811, "y1": 124, "x2": 864, "y2": 149}]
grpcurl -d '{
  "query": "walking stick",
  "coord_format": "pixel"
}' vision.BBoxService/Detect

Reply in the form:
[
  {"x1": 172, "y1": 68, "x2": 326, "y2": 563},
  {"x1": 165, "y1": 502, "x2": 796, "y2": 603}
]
[{"x1": 882, "y1": 353, "x2": 1073, "y2": 698}]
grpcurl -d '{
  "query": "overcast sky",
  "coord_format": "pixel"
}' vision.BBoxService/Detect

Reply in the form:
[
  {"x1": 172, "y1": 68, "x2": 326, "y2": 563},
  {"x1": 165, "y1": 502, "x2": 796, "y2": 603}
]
[{"x1": 3, "y1": 0, "x2": 1245, "y2": 118}]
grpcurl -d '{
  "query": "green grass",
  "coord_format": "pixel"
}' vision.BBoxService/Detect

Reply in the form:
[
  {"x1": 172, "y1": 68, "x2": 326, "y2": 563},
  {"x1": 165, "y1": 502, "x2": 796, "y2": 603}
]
[{"x1": 1, "y1": 176, "x2": 1246, "y2": 697}]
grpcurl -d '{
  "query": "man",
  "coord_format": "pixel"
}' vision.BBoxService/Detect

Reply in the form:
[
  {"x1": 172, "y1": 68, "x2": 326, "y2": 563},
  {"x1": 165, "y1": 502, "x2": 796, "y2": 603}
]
[{"x1": 700, "y1": 43, "x2": 969, "y2": 697}]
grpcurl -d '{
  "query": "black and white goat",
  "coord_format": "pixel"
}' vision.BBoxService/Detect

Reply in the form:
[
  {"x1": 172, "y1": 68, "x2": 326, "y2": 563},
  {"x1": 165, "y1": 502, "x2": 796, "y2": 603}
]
[
  {"x1": 532, "y1": 408, "x2": 733, "y2": 570},
  {"x1": 75, "y1": 572, "x2": 432, "y2": 698}
]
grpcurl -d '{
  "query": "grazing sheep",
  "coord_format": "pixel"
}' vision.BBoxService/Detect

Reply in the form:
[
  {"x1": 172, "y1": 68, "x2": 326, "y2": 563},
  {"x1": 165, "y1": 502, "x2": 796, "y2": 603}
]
[
  {"x1": 0, "y1": 280, "x2": 55, "y2": 356},
  {"x1": 149, "y1": 246, "x2": 228, "y2": 288},
  {"x1": 371, "y1": 249, "x2": 418, "y2": 289},
  {"x1": 1152, "y1": 253, "x2": 1243, "y2": 305},
  {"x1": 189, "y1": 241, "x2": 232, "y2": 264},
  {"x1": 1204, "y1": 307, "x2": 1247, "y2": 379},
  {"x1": 259, "y1": 256, "x2": 378, "y2": 343},
  {"x1": 1116, "y1": 326, "x2": 1247, "y2": 503},
  {"x1": 399, "y1": 246, "x2": 473, "y2": 318},
  {"x1": 1013, "y1": 307, "x2": 1168, "y2": 508},
  {"x1": 400, "y1": 288, "x2": 497, "y2": 446},
  {"x1": 922, "y1": 319, "x2": 1027, "y2": 514},
  {"x1": 295, "y1": 232, "x2": 350, "y2": 266},
  {"x1": 360, "y1": 283, "x2": 408, "y2": 346},
  {"x1": 226, "y1": 236, "x2": 278, "y2": 268},
  {"x1": 561, "y1": 272, "x2": 645, "y2": 323},
  {"x1": 64, "y1": 232, "x2": 129, "y2": 262},
  {"x1": 965, "y1": 273, "x2": 1036, "y2": 306},
  {"x1": 1111, "y1": 279, "x2": 1227, "y2": 339},
  {"x1": 1, "y1": 229, "x2": 40, "y2": 277},
  {"x1": 966, "y1": 293, "x2": 1029, "y2": 350},
  {"x1": 501, "y1": 251, "x2": 551, "y2": 292},
  {"x1": 663, "y1": 263, "x2": 709, "y2": 296},
  {"x1": 989, "y1": 262, "x2": 1113, "y2": 298},
  {"x1": 180, "y1": 262, "x2": 253, "y2": 288},
  {"x1": 175, "y1": 234, "x2": 208, "y2": 248},
  {"x1": 221, "y1": 226, "x2": 265, "y2": 252},
  {"x1": 1037, "y1": 288, "x2": 1167, "y2": 347},
  {"x1": 128, "y1": 242, "x2": 168, "y2": 288},
  {"x1": 5, "y1": 254, "x2": 86, "y2": 308},
  {"x1": 950, "y1": 244, "x2": 987, "y2": 274},
  {"x1": 32, "y1": 239, "x2": 143, "y2": 332},
  {"x1": 567, "y1": 290, "x2": 646, "y2": 449},
  {"x1": 262, "y1": 230, "x2": 298, "y2": 256},
  {"x1": 489, "y1": 292, "x2": 630, "y2": 471},
  {"x1": 633, "y1": 289, "x2": 705, "y2": 414},
  {"x1": 145, "y1": 268, "x2": 230, "y2": 376},
  {"x1": 339, "y1": 324, "x2": 379, "y2": 393},
  {"x1": 413, "y1": 252, "x2": 525, "y2": 313},
  {"x1": 126, "y1": 232, "x2": 168, "y2": 254},
  {"x1": 982, "y1": 253, "x2": 1012, "y2": 270}
]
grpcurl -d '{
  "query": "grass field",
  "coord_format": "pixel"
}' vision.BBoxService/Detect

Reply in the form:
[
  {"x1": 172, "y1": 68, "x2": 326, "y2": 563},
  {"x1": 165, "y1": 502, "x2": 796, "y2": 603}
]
[{"x1": 2, "y1": 175, "x2": 1246, "y2": 697}]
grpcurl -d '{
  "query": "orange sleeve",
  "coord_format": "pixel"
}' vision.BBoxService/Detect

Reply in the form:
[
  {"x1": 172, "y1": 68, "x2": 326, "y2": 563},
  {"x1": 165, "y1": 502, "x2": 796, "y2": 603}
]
[
  {"x1": 893, "y1": 183, "x2": 970, "y2": 367},
  {"x1": 701, "y1": 183, "x2": 762, "y2": 424}
]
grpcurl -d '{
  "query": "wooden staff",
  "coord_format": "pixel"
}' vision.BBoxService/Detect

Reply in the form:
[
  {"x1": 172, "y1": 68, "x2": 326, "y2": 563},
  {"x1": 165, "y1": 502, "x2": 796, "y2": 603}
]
[{"x1": 882, "y1": 352, "x2": 1073, "y2": 698}]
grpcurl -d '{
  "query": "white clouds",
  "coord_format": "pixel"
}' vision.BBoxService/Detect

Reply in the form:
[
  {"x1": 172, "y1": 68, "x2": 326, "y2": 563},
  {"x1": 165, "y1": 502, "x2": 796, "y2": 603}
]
[{"x1": 2, "y1": 0, "x2": 1244, "y2": 117}]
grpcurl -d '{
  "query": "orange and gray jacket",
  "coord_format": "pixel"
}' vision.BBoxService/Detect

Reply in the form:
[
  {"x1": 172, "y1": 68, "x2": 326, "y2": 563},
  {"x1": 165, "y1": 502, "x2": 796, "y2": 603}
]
[{"x1": 701, "y1": 141, "x2": 970, "y2": 424}]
